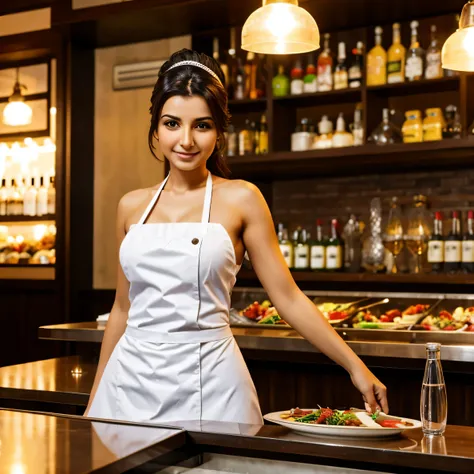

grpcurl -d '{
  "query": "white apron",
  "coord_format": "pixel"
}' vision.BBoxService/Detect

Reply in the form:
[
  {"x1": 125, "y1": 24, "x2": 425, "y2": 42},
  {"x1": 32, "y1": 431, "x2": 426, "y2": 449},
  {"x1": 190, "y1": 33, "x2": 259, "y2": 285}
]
[{"x1": 87, "y1": 172, "x2": 262, "y2": 425}]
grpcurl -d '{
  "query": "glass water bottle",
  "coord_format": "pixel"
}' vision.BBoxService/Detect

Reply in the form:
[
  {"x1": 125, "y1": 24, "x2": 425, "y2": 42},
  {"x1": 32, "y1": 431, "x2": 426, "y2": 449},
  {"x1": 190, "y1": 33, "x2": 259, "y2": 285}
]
[{"x1": 421, "y1": 342, "x2": 447, "y2": 435}]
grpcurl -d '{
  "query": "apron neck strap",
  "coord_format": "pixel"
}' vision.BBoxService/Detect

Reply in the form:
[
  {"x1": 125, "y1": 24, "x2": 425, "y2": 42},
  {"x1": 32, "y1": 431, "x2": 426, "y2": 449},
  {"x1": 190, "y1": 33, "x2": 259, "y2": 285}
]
[
  {"x1": 137, "y1": 174, "x2": 169, "y2": 226},
  {"x1": 201, "y1": 172, "x2": 213, "y2": 224}
]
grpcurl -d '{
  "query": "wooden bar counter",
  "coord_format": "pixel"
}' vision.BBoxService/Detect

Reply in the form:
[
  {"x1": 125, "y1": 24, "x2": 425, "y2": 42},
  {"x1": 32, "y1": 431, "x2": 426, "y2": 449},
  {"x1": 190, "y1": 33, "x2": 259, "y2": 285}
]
[{"x1": 1, "y1": 408, "x2": 474, "y2": 473}]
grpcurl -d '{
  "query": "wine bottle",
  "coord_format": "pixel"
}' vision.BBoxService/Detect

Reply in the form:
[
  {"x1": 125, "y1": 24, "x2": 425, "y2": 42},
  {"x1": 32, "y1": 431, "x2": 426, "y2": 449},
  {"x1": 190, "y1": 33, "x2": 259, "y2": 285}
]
[
  {"x1": 326, "y1": 219, "x2": 344, "y2": 272},
  {"x1": 428, "y1": 211, "x2": 444, "y2": 273},
  {"x1": 444, "y1": 211, "x2": 462, "y2": 273},
  {"x1": 462, "y1": 210, "x2": 474, "y2": 273}
]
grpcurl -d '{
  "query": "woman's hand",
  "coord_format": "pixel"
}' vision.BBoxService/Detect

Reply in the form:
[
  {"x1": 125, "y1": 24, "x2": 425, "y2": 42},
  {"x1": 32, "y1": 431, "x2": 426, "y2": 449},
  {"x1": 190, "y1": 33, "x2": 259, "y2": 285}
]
[{"x1": 350, "y1": 365, "x2": 389, "y2": 414}]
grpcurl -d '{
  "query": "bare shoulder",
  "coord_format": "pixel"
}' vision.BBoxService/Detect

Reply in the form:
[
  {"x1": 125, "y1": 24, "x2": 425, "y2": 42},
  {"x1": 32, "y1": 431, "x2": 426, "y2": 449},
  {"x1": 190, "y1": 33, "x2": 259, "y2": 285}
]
[
  {"x1": 118, "y1": 187, "x2": 151, "y2": 212},
  {"x1": 213, "y1": 177, "x2": 264, "y2": 203},
  {"x1": 117, "y1": 187, "x2": 154, "y2": 230}
]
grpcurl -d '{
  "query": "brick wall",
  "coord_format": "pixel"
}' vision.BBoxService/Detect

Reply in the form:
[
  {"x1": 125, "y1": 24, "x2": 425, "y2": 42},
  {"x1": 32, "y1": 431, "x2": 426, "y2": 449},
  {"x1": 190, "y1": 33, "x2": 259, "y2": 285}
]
[{"x1": 272, "y1": 167, "x2": 474, "y2": 238}]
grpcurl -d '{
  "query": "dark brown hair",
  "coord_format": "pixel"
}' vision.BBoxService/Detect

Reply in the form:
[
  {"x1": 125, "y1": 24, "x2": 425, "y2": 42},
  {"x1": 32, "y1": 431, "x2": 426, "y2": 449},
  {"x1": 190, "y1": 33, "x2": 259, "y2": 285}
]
[{"x1": 148, "y1": 49, "x2": 231, "y2": 178}]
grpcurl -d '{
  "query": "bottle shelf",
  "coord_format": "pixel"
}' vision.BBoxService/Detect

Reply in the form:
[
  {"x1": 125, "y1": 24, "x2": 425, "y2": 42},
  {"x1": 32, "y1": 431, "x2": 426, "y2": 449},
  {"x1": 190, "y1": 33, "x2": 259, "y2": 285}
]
[
  {"x1": 0, "y1": 214, "x2": 56, "y2": 223},
  {"x1": 227, "y1": 138, "x2": 474, "y2": 180},
  {"x1": 273, "y1": 87, "x2": 362, "y2": 107},
  {"x1": 366, "y1": 76, "x2": 461, "y2": 97},
  {"x1": 0, "y1": 264, "x2": 55, "y2": 280},
  {"x1": 237, "y1": 268, "x2": 474, "y2": 286}
]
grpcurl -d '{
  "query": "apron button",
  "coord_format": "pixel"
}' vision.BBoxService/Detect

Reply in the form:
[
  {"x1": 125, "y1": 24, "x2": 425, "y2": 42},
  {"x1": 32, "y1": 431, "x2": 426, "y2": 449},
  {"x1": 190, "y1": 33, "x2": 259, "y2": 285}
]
[{"x1": 192, "y1": 238, "x2": 199, "y2": 245}]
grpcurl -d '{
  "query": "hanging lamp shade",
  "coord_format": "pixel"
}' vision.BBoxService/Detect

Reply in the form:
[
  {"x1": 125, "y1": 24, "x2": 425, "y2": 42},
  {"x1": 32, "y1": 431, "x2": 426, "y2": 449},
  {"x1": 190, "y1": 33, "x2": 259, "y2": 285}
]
[
  {"x1": 442, "y1": 1, "x2": 474, "y2": 71},
  {"x1": 2, "y1": 69, "x2": 32, "y2": 127},
  {"x1": 241, "y1": 0, "x2": 320, "y2": 55}
]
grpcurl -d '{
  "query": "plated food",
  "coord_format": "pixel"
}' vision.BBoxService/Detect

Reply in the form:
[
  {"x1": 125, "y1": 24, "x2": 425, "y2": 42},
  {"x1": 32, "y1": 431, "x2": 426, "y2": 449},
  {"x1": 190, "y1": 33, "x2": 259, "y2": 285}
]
[
  {"x1": 264, "y1": 407, "x2": 421, "y2": 438},
  {"x1": 317, "y1": 302, "x2": 358, "y2": 324}
]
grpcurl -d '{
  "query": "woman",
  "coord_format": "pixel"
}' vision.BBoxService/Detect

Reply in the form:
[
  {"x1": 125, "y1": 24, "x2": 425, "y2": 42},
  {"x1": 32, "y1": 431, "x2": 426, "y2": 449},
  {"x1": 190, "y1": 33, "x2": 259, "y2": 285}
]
[{"x1": 85, "y1": 49, "x2": 388, "y2": 424}]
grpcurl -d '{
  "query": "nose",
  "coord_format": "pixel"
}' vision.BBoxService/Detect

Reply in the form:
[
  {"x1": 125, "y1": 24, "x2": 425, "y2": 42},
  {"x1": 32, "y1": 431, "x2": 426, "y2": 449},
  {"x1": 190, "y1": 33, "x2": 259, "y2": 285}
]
[{"x1": 179, "y1": 126, "x2": 194, "y2": 149}]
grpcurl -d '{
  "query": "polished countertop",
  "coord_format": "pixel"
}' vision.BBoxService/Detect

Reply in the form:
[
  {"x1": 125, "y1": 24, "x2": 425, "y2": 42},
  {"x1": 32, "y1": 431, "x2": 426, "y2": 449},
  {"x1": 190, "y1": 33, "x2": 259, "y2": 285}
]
[
  {"x1": 1, "y1": 408, "x2": 474, "y2": 473},
  {"x1": 0, "y1": 356, "x2": 94, "y2": 405},
  {"x1": 39, "y1": 321, "x2": 474, "y2": 362}
]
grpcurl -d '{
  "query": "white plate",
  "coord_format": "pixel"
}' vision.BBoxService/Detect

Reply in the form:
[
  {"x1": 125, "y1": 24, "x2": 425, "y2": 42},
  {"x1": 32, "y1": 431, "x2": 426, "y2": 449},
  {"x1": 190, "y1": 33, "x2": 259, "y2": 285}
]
[{"x1": 263, "y1": 410, "x2": 422, "y2": 438}]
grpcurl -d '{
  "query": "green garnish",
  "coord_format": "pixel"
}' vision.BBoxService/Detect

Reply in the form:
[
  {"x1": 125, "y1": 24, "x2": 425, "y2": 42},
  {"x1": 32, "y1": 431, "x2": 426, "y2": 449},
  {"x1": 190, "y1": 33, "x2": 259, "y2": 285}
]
[{"x1": 371, "y1": 410, "x2": 380, "y2": 420}]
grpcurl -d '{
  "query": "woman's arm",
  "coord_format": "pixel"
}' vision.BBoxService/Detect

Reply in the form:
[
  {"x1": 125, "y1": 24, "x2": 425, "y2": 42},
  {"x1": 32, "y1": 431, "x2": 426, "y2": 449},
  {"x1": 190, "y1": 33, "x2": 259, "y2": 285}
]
[
  {"x1": 240, "y1": 183, "x2": 388, "y2": 414},
  {"x1": 84, "y1": 195, "x2": 132, "y2": 416}
]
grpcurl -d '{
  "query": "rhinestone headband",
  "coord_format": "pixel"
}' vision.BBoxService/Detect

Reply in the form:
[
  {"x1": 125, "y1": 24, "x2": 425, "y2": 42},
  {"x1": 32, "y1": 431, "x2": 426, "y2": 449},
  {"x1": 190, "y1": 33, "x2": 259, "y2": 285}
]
[{"x1": 165, "y1": 60, "x2": 222, "y2": 85}]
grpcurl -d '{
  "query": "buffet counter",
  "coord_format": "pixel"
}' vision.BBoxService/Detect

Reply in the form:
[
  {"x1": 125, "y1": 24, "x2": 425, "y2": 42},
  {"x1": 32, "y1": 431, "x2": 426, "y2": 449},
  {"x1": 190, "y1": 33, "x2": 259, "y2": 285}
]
[
  {"x1": 38, "y1": 321, "x2": 474, "y2": 362},
  {"x1": 1, "y1": 407, "x2": 474, "y2": 473}
]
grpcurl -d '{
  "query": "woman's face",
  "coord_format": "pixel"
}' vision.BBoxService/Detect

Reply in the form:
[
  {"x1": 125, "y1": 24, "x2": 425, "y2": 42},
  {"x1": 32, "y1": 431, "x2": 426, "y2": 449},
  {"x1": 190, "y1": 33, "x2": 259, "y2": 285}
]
[{"x1": 157, "y1": 95, "x2": 218, "y2": 172}]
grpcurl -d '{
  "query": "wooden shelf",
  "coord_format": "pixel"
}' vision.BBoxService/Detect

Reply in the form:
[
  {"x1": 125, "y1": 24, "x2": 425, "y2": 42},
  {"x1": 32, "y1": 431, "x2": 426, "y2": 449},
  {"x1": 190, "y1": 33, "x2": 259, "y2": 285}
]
[
  {"x1": 228, "y1": 98, "x2": 267, "y2": 108},
  {"x1": 228, "y1": 139, "x2": 474, "y2": 180},
  {"x1": 273, "y1": 87, "x2": 362, "y2": 106},
  {"x1": 0, "y1": 215, "x2": 55, "y2": 223},
  {"x1": 367, "y1": 76, "x2": 460, "y2": 97},
  {"x1": 237, "y1": 269, "x2": 474, "y2": 286},
  {"x1": 0, "y1": 265, "x2": 55, "y2": 280}
]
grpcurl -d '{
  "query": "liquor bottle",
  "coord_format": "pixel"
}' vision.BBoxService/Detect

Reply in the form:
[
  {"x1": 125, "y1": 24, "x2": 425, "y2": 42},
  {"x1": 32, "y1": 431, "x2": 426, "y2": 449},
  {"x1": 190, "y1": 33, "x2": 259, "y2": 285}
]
[
  {"x1": 294, "y1": 227, "x2": 310, "y2": 270},
  {"x1": 317, "y1": 33, "x2": 333, "y2": 92},
  {"x1": 349, "y1": 41, "x2": 364, "y2": 88},
  {"x1": 405, "y1": 21, "x2": 424, "y2": 82},
  {"x1": 421, "y1": 342, "x2": 447, "y2": 436},
  {"x1": 10, "y1": 179, "x2": 22, "y2": 216},
  {"x1": 369, "y1": 108, "x2": 403, "y2": 145},
  {"x1": 332, "y1": 113, "x2": 353, "y2": 147},
  {"x1": 277, "y1": 223, "x2": 294, "y2": 268},
  {"x1": 343, "y1": 214, "x2": 362, "y2": 273},
  {"x1": 227, "y1": 27, "x2": 238, "y2": 99},
  {"x1": 212, "y1": 37, "x2": 229, "y2": 88},
  {"x1": 367, "y1": 26, "x2": 387, "y2": 86},
  {"x1": 290, "y1": 59, "x2": 304, "y2": 95},
  {"x1": 47, "y1": 176, "x2": 56, "y2": 215},
  {"x1": 387, "y1": 23, "x2": 406, "y2": 84},
  {"x1": 244, "y1": 51, "x2": 257, "y2": 99},
  {"x1": 258, "y1": 115, "x2": 269, "y2": 155},
  {"x1": 462, "y1": 210, "x2": 474, "y2": 273},
  {"x1": 310, "y1": 219, "x2": 326, "y2": 271},
  {"x1": 443, "y1": 105, "x2": 462, "y2": 139},
  {"x1": 272, "y1": 65, "x2": 289, "y2": 97},
  {"x1": 23, "y1": 177, "x2": 37, "y2": 216},
  {"x1": 0, "y1": 179, "x2": 7, "y2": 216},
  {"x1": 238, "y1": 119, "x2": 253, "y2": 156},
  {"x1": 428, "y1": 211, "x2": 444, "y2": 273},
  {"x1": 303, "y1": 54, "x2": 317, "y2": 93},
  {"x1": 352, "y1": 107, "x2": 364, "y2": 146},
  {"x1": 250, "y1": 121, "x2": 259, "y2": 154},
  {"x1": 234, "y1": 57, "x2": 246, "y2": 100},
  {"x1": 444, "y1": 210, "x2": 462, "y2": 273},
  {"x1": 333, "y1": 42, "x2": 349, "y2": 90},
  {"x1": 326, "y1": 219, "x2": 344, "y2": 271},
  {"x1": 37, "y1": 176, "x2": 48, "y2": 216},
  {"x1": 425, "y1": 25, "x2": 443, "y2": 80}
]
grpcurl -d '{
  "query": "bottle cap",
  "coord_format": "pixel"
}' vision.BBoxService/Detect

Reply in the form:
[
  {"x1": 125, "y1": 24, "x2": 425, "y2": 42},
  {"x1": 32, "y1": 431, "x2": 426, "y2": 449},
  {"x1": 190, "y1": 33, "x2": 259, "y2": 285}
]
[
  {"x1": 469, "y1": 210, "x2": 474, "y2": 219},
  {"x1": 453, "y1": 210, "x2": 460, "y2": 218},
  {"x1": 426, "y1": 342, "x2": 441, "y2": 351},
  {"x1": 316, "y1": 218, "x2": 322, "y2": 226},
  {"x1": 435, "y1": 211, "x2": 443, "y2": 220}
]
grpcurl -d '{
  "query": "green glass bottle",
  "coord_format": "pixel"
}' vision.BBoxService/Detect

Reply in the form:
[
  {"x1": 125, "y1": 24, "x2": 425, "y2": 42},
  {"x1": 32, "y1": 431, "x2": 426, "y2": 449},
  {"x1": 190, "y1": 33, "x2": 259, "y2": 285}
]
[{"x1": 272, "y1": 65, "x2": 290, "y2": 97}]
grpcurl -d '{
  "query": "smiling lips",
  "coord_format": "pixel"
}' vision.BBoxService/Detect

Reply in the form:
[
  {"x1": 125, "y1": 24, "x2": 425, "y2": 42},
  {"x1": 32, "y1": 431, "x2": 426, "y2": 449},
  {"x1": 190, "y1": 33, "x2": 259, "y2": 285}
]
[{"x1": 174, "y1": 150, "x2": 199, "y2": 159}]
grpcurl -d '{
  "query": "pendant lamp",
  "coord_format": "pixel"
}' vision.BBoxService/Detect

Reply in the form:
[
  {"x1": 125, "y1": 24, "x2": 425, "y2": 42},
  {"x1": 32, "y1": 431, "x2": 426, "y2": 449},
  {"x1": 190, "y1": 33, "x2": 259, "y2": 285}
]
[
  {"x1": 2, "y1": 68, "x2": 33, "y2": 127},
  {"x1": 241, "y1": 0, "x2": 320, "y2": 55},
  {"x1": 442, "y1": 1, "x2": 474, "y2": 71}
]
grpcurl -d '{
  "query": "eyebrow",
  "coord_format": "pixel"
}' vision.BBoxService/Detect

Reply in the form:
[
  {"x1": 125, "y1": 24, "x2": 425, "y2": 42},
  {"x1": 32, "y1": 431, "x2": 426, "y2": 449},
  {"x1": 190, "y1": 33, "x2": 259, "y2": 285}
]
[{"x1": 161, "y1": 114, "x2": 214, "y2": 122}]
